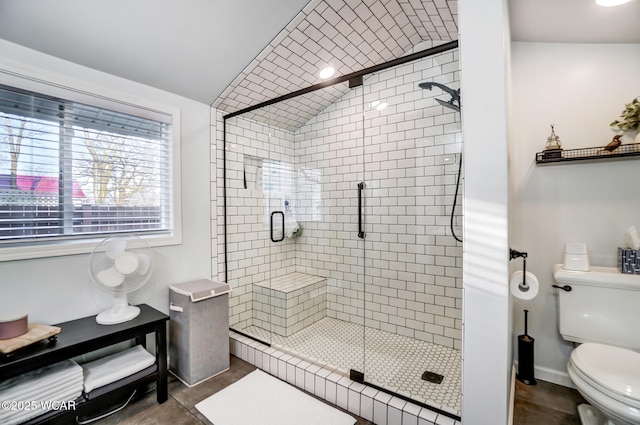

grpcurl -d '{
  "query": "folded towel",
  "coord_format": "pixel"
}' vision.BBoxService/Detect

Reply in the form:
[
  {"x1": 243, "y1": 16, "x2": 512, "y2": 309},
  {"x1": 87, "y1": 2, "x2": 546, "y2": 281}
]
[
  {"x1": 0, "y1": 359, "x2": 83, "y2": 425},
  {"x1": 3, "y1": 379, "x2": 83, "y2": 425},
  {"x1": 0, "y1": 359, "x2": 82, "y2": 400},
  {"x1": 82, "y1": 345, "x2": 155, "y2": 393},
  {"x1": 1, "y1": 370, "x2": 83, "y2": 403}
]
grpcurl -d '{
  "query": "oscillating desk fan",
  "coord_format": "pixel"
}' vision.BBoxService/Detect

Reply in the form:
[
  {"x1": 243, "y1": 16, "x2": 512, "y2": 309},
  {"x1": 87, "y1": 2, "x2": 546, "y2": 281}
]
[{"x1": 88, "y1": 235, "x2": 153, "y2": 325}]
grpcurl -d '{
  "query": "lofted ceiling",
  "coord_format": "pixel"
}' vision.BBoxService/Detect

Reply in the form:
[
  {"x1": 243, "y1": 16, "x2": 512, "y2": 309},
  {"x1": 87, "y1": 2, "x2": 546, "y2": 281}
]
[
  {"x1": 213, "y1": 0, "x2": 458, "y2": 117},
  {"x1": 0, "y1": 0, "x2": 458, "y2": 116},
  {"x1": 0, "y1": 0, "x2": 637, "y2": 128}
]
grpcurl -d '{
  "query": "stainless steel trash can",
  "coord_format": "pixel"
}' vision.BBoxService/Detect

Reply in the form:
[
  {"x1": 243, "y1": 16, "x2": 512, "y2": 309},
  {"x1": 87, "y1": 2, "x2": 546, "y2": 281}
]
[{"x1": 169, "y1": 279, "x2": 231, "y2": 386}]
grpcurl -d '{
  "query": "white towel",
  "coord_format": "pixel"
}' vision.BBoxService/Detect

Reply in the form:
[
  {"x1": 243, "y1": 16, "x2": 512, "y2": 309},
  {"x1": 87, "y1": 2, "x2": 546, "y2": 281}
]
[
  {"x1": 0, "y1": 359, "x2": 83, "y2": 400},
  {"x1": 3, "y1": 379, "x2": 83, "y2": 425},
  {"x1": 0, "y1": 370, "x2": 83, "y2": 403},
  {"x1": 285, "y1": 213, "x2": 301, "y2": 238},
  {"x1": 0, "y1": 359, "x2": 83, "y2": 425},
  {"x1": 82, "y1": 345, "x2": 155, "y2": 393}
]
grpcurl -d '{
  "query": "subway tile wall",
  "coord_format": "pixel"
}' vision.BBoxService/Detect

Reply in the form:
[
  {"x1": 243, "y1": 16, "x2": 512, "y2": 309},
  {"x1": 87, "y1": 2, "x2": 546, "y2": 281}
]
[
  {"x1": 215, "y1": 49, "x2": 461, "y2": 349},
  {"x1": 218, "y1": 114, "x2": 298, "y2": 330}
]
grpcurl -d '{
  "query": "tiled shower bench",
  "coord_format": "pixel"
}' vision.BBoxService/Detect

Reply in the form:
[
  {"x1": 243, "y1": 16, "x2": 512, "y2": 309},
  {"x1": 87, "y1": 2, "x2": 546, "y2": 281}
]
[{"x1": 253, "y1": 272, "x2": 326, "y2": 337}]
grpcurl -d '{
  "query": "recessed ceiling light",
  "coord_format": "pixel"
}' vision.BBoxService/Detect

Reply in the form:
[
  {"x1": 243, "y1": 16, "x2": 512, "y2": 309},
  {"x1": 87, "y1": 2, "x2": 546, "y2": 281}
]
[
  {"x1": 319, "y1": 66, "x2": 335, "y2": 79},
  {"x1": 595, "y1": 0, "x2": 631, "y2": 6}
]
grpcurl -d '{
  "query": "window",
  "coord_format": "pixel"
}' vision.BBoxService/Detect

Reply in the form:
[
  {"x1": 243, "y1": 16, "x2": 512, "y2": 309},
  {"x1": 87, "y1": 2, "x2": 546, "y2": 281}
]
[
  {"x1": 260, "y1": 158, "x2": 294, "y2": 223},
  {"x1": 0, "y1": 77, "x2": 178, "y2": 259}
]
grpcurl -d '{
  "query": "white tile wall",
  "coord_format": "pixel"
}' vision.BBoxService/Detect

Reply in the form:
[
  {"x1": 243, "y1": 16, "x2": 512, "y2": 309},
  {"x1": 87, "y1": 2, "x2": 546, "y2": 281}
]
[
  {"x1": 230, "y1": 331, "x2": 461, "y2": 425},
  {"x1": 214, "y1": 48, "x2": 462, "y2": 412},
  {"x1": 293, "y1": 51, "x2": 462, "y2": 349},
  {"x1": 218, "y1": 115, "x2": 298, "y2": 330}
]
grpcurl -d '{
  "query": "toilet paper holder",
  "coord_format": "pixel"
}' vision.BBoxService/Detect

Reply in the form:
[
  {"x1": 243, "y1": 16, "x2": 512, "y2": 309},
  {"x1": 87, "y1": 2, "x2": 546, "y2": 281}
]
[{"x1": 510, "y1": 248, "x2": 529, "y2": 291}]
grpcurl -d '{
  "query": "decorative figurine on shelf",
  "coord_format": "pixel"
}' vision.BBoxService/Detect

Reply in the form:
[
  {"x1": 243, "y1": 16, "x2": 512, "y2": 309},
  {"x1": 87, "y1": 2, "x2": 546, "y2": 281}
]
[
  {"x1": 545, "y1": 125, "x2": 562, "y2": 150},
  {"x1": 542, "y1": 124, "x2": 563, "y2": 159},
  {"x1": 610, "y1": 96, "x2": 640, "y2": 145},
  {"x1": 604, "y1": 135, "x2": 622, "y2": 152}
]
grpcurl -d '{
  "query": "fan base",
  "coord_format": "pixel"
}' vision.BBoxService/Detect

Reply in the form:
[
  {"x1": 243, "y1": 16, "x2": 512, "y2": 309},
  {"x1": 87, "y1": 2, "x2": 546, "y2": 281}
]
[{"x1": 96, "y1": 305, "x2": 141, "y2": 325}]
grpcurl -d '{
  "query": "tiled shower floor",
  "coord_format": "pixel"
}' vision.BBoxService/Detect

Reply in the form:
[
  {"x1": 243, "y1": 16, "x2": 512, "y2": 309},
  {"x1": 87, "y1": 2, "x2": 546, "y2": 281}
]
[{"x1": 242, "y1": 317, "x2": 462, "y2": 416}]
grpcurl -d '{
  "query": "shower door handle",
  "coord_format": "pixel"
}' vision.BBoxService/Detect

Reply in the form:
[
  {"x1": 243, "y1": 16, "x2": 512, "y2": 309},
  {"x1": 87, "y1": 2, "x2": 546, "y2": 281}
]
[
  {"x1": 270, "y1": 211, "x2": 285, "y2": 242},
  {"x1": 358, "y1": 182, "x2": 365, "y2": 239}
]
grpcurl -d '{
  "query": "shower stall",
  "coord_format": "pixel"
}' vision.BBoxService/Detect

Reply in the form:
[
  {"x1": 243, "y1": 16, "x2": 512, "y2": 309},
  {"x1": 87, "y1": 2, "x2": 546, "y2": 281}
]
[{"x1": 220, "y1": 41, "x2": 463, "y2": 419}]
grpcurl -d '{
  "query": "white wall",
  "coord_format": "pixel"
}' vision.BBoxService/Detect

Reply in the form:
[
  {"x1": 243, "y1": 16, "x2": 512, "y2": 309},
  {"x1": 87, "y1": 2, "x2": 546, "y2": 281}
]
[
  {"x1": 0, "y1": 40, "x2": 213, "y2": 324},
  {"x1": 459, "y1": 0, "x2": 512, "y2": 424},
  {"x1": 510, "y1": 42, "x2": 640, "y2": 386}
]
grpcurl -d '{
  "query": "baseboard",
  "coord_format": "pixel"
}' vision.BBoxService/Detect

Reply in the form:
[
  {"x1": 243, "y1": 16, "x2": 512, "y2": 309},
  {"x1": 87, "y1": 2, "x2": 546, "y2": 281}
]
[
  {"x1": 514, "y1": 361, "x2": 575, "y2": 389},
  {"x1": 534, "y1": 365, "x2": 575, "y2": 389}
]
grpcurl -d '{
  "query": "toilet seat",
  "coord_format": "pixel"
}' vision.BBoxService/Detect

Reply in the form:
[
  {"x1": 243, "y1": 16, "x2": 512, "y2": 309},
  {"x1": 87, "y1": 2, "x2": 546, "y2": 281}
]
[{"x1": 570, "y1": 343, "x2": 640, "y2": 407}]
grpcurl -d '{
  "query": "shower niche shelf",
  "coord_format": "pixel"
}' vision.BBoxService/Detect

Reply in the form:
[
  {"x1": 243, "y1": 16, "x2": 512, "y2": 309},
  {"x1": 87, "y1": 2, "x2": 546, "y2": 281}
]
[{"x1": 536, "y1": 143, "x2": 640, "y2": 164}]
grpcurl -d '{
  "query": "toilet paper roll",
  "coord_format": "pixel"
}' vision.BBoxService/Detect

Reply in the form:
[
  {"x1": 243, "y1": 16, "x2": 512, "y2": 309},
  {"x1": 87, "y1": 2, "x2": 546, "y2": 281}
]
[{"x1": 510, "y1": 271, "x2": 539, "y2": 300}]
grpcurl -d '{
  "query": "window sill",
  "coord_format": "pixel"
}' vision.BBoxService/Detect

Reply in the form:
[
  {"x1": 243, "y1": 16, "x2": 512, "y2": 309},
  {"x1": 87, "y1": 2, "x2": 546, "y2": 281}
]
[{"x1": 0, "y1": 233, "x2": 181, "y2": 262}]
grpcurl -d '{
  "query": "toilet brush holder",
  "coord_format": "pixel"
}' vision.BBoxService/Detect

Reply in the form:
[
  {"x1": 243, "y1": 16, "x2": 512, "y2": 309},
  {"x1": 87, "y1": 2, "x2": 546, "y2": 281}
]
[{"x1": 517, "y1": 309, "x2": 537, "y2": 385}]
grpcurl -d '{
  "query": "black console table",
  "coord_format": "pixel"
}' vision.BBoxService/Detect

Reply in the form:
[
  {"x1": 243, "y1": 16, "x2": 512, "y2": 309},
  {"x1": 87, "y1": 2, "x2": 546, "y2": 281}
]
[{"x1": 0, "y1": 304, "x2": 168, "y2": 424}]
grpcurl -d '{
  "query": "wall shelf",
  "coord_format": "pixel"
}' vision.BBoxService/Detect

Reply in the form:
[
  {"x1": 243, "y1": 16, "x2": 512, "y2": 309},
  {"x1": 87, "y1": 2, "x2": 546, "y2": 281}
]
[{"x1": 536, "y1": 143, "x2": 640, "y2": 164}]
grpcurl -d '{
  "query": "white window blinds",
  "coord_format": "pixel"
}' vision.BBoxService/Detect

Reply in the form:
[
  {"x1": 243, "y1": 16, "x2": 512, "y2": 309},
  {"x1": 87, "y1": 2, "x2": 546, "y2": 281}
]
[{"x1": 0, "y1": 84, "x2": 173, "y2": 243}]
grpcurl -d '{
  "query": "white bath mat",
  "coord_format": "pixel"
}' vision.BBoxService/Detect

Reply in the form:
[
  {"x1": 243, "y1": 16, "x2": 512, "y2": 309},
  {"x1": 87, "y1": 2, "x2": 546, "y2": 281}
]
[{"x1": 195, "y1": 369, "x2": 355, "y2": 425}]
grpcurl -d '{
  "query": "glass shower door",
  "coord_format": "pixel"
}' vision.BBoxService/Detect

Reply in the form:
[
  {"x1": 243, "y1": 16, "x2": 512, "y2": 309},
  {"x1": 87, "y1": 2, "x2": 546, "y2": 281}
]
[
  {"x1": 271, "y1": 82, "x2": 367, "y2": 376},
  {"x1": 260, "y1": 102, "x2": 297, "y2": 340},
  {"x1": 360, "y1": 51, "x2": 463, "y2": 414},
  {"x1": 224, "y1": 104, "x2": 279, "y2": 346}
]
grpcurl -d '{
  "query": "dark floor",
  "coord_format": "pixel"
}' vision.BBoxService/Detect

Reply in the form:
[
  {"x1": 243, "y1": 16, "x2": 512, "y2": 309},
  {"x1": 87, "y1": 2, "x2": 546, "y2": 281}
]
[
  {"x1": 513, "y1": 378, "x2": 586, "y2": 425},
  {"x1": 89, "y1": 356, "x2": 584, "y2": 425},
  {"x1": 93, "y1": 355, "x2": 374, "y2": 425}
]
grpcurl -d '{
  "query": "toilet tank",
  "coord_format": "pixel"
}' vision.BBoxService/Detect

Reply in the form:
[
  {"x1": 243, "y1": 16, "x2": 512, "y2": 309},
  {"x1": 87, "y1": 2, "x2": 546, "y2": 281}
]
[{"x1": 553, "y1": 264, "x2": 640, "y2": 350}]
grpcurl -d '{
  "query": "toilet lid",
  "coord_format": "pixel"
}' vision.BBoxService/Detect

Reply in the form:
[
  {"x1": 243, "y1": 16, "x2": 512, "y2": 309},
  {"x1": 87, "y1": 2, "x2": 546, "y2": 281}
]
[{"x1": 571, "y1": 343, "x2": 640, "y2": 402}]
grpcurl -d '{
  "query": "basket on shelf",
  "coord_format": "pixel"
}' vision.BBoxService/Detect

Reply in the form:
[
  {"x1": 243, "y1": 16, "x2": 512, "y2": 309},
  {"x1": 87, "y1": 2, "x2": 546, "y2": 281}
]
[{"x1": 618, "y1": 247, "x2": 640, "y2": 275}]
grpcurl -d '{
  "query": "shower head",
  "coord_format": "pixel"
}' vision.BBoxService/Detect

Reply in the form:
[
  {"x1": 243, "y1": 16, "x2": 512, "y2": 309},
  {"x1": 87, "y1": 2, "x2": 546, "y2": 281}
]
[
  {"x1": 435, "y1": 98, "x2": 460, "y2": 113},
  {"x1": 418, "y1": 82, "x2": 461, "y2": 112}
]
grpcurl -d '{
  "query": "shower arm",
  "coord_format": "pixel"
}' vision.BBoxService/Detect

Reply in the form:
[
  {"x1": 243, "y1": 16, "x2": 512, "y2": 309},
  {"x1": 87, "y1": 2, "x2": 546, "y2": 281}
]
[
  {"x1": 418, "y1": 82, "x2": 461, "y2": 112},
  {"x1": 418, "y1": 82, "x2": 460, "y2": 102}
]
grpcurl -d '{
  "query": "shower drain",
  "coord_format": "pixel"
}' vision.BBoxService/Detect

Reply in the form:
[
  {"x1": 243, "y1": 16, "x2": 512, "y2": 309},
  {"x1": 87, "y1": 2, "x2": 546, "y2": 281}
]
[{"x1": 421, "y1": 371, "x2": 444, "y2": 384}]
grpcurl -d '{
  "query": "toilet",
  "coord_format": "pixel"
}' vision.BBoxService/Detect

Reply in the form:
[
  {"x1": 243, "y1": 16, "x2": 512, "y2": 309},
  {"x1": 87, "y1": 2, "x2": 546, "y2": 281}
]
[{"x1": 554, "y1": 264, "x2": 640, "y2": 425}]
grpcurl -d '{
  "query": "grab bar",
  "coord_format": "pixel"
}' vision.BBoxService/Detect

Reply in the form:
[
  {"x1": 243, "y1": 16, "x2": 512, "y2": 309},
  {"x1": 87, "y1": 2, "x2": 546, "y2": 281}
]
[
  {"x1": 270, "y1": 211, "x2": 285, "y2": 242},
  {"x1": 358, "y1": 182, "x2": 365, "y2": 239}
]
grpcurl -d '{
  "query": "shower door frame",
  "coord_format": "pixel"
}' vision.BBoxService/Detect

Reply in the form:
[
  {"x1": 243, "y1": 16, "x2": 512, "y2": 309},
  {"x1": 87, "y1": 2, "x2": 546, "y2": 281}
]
[{"x1": 221, "y1": 40, "x2": 461, "y2": 421}]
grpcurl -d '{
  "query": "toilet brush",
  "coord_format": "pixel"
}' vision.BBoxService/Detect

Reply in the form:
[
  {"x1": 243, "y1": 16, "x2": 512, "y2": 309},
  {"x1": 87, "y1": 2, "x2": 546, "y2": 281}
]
[{"x1": 517, "y1": 309, "x2": 537, "y2": 385}]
